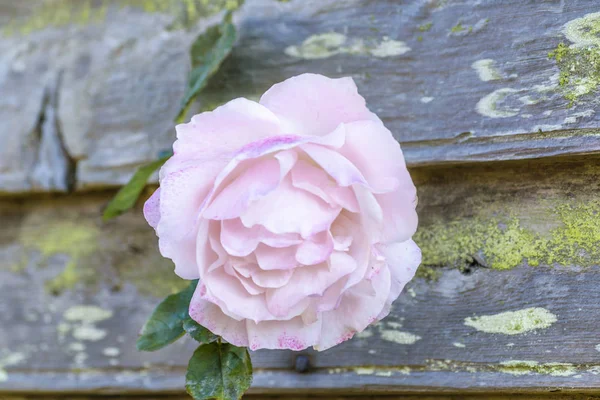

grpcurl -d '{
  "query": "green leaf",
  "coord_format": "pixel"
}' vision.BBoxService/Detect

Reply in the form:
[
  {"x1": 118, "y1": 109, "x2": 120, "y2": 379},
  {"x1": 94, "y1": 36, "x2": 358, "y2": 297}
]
[
  {"x1": 136, "y1": 280, "x2": 198, "y2": 352},
  {"x1": 175, "y1": 11, "x2": 237, "y2": 123},
  {"x1": 186, "y1": 342, "x2": 253, "y2": 400},
  {"x1": 102, "y1": 155, "x2": 170, "y2": 221},
  {"x1": 184, "y1": 317, "x2": 218, "y2": 345}
]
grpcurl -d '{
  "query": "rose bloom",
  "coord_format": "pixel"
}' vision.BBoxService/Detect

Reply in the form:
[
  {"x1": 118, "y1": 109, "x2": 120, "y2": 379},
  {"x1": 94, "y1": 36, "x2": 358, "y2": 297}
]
[{"x1": 144, "y1": 74, "x2": 421, "y2": 351}]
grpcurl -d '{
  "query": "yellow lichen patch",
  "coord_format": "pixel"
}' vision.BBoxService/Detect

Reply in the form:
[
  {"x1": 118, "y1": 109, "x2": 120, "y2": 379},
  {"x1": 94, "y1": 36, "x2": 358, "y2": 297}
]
[
  {"x1": 547, "y1": 12, "x2": 600, "y2": 106},
  {"x1": 64, "y1": 305, "x2": 113, "y2": 323},
  {"x1": 414, "y1": 216, "x2": 539, "y2": 270},
  {"x1": 464, "y1": 307, "x2": 557, "y2": 335},
  {"x1": 546, "y1": 202, "x2": 600, "y2": 265},
  {"x1": 414, "y1": 199, "x2": 600, "y2": 272},
  {"x1": 20, "y1": 217, "x2": 100, "y2": 293},
  {"x1": 0, "y1": 352, "x2": 27, "y2": 383},
  {"x1": 285, "y1": 33, "x2": 410, "y2": 59},
  {"x1": 475, "y1": 88, "x2": 520, "y2": 118},
  {"x1": 498, "y1": 360, "x2": 576, "y2": 377},
  {"x1": 380, "y1": 330, "x2": 421, "y2": 345},
  {"x1": 471, "y1": 59, "x2": 502, "y2": 82},
  {"x1": 20, "y1": 220, "x2": 98, "y2": 258}
]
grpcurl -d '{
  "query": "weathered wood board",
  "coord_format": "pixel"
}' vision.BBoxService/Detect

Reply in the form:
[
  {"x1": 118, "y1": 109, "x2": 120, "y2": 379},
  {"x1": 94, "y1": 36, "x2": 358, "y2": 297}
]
[
  {"x1": 2, "y1": 0, "x2": 600, "y2": 193},
  {"x1": 3, "y1": 0, "x2": 600, "y2": 397},
  {"x1": 2, "y1": 156, "x2": 600, "y2": 395}
]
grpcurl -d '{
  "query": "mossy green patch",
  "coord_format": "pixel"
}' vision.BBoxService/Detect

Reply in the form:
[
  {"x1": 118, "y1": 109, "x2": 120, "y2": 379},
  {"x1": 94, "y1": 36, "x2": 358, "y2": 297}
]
[
  {"x1": 18, "y1": 208, "x2": 186, "y2": 298},
  {"x1": 20, "y1": 220, "x2": 99, "y2": 259},
  {"x1": 418, "y1": 22, "x2": 433, "y2": 32},
  {"x1": 20, "y1": 219, "x2": 100, "y2": 294},
  {"x1": 414, "y1": 265, "x2": 442, "y2": 281},
  {"x1": 414, "y1": 200, "x2": 600, "y2": 272},
  {"x1": 3, "y1": 0, "x2": 243, "y2": 36},
  {"x1": 414, "y1": 216, "x2": 541, "y2": 271},
  {"x1": 464, "y1": 307, "x2": 557, "y2": 335},
  {"x1": 546, "y1": 202, "x2": 600, "y2": 265},
  {"x1": 450, "y1": 23, "x2": 464, "y2": 34}
]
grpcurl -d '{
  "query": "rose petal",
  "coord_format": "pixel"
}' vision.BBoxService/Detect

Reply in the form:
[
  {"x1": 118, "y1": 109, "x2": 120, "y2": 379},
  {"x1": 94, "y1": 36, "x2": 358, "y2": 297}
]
[
  {"x1": 221, "y1": 219, "x2": 301, "y2": 257},
  {"x1": 241, "y1": 177, "x2": 340, "y2": 238},
  {"x1": 353, "y1": 185, "x2": 384, "y2": 244},
  {"x1": 246, "y1": 317, "x2": 322, "y2": 351},
  {"x1": 376, "y1": 239, "x2": 421, "y2": 319},
  {"x1": 251, "y1": 268, "x2": 294, "y2": 289},
  {"x1": 377, "y1": 189, "x2": 419, "y2": 244},
  {"x1": 174, "y1": 98, "x2": 282, "y2": 159},
  {"x1": 341, "y1": 120, "x2": 418, "y2": 243},
  {"x1": 291, "y1": 160, "x2": 359, "y2": 212},
  {"x1": 224, "y1": 263, "x2": 266, "y2": 295},
  {"x1": 255, "y1": 243, "x2": 298, "y2": 270},
  {"x1": 316, "y1": 266, "x2": 391, "y2": 351},
  {"x1": 203, "y1": 158, "x2": 281, "y2": 220},
  {"x1": 189, "y1": 286, "x2": 249, "y2": 347},
  {"x1": 143, "y1": 188, "x2": 161, "y2": 229},
  {"x1": 203, "y1": 269, "x2": 274, "y2": 322},
  {"x1": 259, "y1": 73, "x2": 378, "y2": 136},
  {"x1": 266, "y1": 251, "x2": 357, "y2": 317},
  {"x1": 295, "y1": 230, "x2": 334, "y2": 265},
  {"x1": 301, "y1": 143, "x2": 368, "y2": 188}
]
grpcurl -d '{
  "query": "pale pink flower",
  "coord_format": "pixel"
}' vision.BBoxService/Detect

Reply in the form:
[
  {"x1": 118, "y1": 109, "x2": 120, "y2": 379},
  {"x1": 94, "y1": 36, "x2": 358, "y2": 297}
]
[{"x1": 144, "y1": 73, "x2": 420, "y2": 351}]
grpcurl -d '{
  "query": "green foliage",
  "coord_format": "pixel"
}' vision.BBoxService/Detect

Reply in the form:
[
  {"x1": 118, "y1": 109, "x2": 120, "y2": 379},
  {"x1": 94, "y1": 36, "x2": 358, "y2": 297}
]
[
  {"x1": 184, "y1": 317, "x2": 218, "y2": 344},
  {"x1": 176, "y1": 11, "x2": 237, "y2": 123},
  {"x1": 136, "y1": 280, "x2": 198, "y2": 351},
  {"x1": 186, "y1": 341, "x2": 253, "y2": 400},
  {"x1": 103, "y1": 155, "x2": 170, "y2": 221}
]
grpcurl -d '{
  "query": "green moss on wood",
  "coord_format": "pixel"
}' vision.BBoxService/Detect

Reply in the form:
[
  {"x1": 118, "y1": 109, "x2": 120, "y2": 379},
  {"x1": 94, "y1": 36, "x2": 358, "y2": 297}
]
[
  {"x1": 450, "y1": 23, "x2": 464, "y2": 33},
  {"x1": 548, "y1": 12, "x2": 600, "y2": 106},
  {"x1": 414, "y1": 200, "x2": 600, "y2": 272},
  {"x1": 18, "y1": 209, "x2": 186, "y2": 298},
  {"x1": 418, "y1": 22, "x2": 433, "y2": 32}
]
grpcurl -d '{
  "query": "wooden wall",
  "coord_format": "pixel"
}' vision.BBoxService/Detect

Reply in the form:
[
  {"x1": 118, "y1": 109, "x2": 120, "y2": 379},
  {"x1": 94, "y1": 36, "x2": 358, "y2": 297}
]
[{"x1": 2, "y1": 0, "x2": 600, "y2": 397}]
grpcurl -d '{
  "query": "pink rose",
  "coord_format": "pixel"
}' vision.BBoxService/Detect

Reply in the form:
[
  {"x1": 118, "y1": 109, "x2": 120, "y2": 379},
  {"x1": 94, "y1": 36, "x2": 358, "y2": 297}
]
[{"x1": 144, "y1": 74, "x2": 421, "y2": 351}]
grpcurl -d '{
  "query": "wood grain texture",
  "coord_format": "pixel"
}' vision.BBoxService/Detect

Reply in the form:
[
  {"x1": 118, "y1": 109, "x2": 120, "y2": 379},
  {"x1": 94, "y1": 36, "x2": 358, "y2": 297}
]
[
  {"x1": 2, "y1": 0, "x2": 600, "y2": 193},
  {"x1": 2, "y1": 157, "x2": 600, "y2": 394}
]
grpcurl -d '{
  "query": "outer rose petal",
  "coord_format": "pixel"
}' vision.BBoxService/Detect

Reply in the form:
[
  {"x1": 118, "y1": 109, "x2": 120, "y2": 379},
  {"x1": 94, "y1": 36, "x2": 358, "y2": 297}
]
[
  {"x1": 143, "y1": 188, "x2": 161, "y2": 229},
  {"x1": 155, "y1": 162, "x2": 225, "y2": 280},
  {"x1": 259, "y1": 73, "x2": 379, "y2": 136},
  {"x1": 341, "y1": 120, "x2": 418, "y2": 243},
  {"x1": 173, "y1": 98, "x2": 282, "y2": 159},
  {"x1": 316, "y1": 266, "x2": 391, "y2": 351},
  {"x1": 189, "y1": 286, "x2": 249, "y2": 347},
  {"x1": 377, "y1": 239, "x2": 422, "y2": 319},
  {"x1": 246, "y1": 317, "x2": 322, "y2": 351}
]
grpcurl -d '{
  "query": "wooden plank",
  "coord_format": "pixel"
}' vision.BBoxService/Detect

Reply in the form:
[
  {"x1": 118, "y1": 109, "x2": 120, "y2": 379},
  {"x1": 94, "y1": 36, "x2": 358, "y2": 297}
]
[
  {"x1": 4, "y1": 396, "x2": 599, "y2": 400},
  {"x1": 2, "y1": 156, "x2": 600, "y2": 394},
  {"x1": 3, "y1": 0, "x2": 600, "y2": 192}
]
